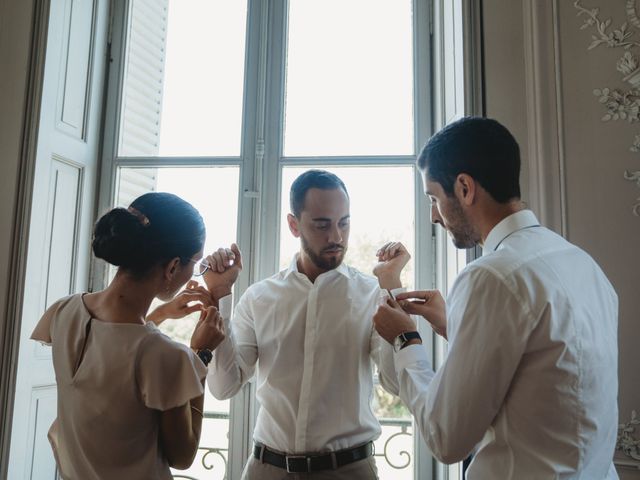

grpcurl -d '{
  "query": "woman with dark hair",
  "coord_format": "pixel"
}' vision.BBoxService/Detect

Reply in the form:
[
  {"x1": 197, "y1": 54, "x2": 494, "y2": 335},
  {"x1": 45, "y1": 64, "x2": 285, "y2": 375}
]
[{"x1": 31, "y1": 192, "x2": 224, "y2": 479}]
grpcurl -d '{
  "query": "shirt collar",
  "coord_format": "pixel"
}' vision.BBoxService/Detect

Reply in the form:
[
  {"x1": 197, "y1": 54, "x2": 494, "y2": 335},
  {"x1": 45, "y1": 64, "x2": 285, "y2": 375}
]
[
  {"x1": 284, "y1": 253, "x2": 352, "y2": 279},
  {"x1": 482, "y1": 210, "x2": 540, "y2": 255}
]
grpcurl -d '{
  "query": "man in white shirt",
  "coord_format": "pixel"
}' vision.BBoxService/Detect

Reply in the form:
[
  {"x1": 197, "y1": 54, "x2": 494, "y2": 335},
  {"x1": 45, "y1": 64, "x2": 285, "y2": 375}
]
[
  {"x1": 203, "y1": 170, "x2": 411, "y2": 479},
  {"x1": 373, "y1": 117, "x2": 619, "y2": 479}
]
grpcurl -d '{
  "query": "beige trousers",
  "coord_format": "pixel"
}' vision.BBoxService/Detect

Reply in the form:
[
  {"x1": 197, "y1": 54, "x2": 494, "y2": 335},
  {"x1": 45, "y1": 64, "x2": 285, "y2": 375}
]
[{"x1": 240, "y1": 455, "x2": 379, "y2": 480}]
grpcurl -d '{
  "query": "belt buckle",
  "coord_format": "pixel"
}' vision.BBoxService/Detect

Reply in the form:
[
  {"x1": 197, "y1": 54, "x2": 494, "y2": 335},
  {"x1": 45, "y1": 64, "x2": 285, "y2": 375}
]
[{"x1": 285, "y1": 455, "x2": 310, "y2": 473}]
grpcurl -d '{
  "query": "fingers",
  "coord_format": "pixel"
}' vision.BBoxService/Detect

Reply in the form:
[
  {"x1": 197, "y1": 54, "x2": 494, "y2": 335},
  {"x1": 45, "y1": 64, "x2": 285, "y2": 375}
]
[
  {"x1": 378, "y1": 302, "x2": 397, "y2": 314},
  {"x1": 209, "y1": 248, "x2": 234, "y2": 273},
  {"x1": 184, "y1": 303, "x2": 205, "y2": 315},
  {"x1": 376, "y1": 241, "x2": 410, "y2": 262},
  {"x1": 373, "y1": 303, "x2": 416, "y2": 343},
  {"x1": 203, "y1": 306, "x2": 225, "y2": 338},
  {"x1": 205, "y1": 254, "x2": 219, "y2": 273},
  {"x1": 196, "y1": 307, "x2": 207, "y2": 324},
  {"x1": 195, "y1": 307, "x2": 214, "y2": 329},
  {"x1": 230, "y1": 243, "x2": 243, "y2": 269},
  {"x1": 201, "y1": 306, "x2": 219, "y2": 321},
  {"x1": 376, "y1": 242, "x2": 393, "y2": 259},
  {"x1": 372, "y1": 304, "x2": 393, "y2": 340},
  {"x1": 393, "y1": 290, "x2": 447, "y2": 338},
  {"x1": 376, "y1": 242, "x2": 397, "y2": 261},
  {"x1": 385, "y1": 295, "x2": 403, "y2": 310},
  {"x1": 191, "y1": 306, "x2": 226, "y2": 350},
  {"x1": 206, "y1": 252, "x2": 222, "y2": 273},
  {"x1": 186, "y1": 280, "x2": 199, "y2": 290},
  {"x1": 400, "y1": 300, "x2": 430, "y2": 316},
  {"x1": 380, "y1": 301, "x2": 414, "y2": 319},
  {"x1": 395, "y1": 290, "x2": 437, "y2": 301},
  {"x1": 176, "y1": 289, "x2": 213, "y2": 308},
  {"x1": 206, "y1": 245, "x2": 240, "y2": 273}
]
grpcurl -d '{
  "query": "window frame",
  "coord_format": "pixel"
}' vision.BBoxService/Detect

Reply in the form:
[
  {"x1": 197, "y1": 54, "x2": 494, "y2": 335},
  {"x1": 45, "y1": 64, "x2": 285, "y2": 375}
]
[{"x1": 97, "y1": 1, "x2": 435, "y2": 478}]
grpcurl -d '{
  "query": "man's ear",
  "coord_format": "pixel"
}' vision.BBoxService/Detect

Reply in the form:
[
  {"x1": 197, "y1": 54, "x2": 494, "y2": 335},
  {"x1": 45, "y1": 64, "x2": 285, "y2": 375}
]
[
  {"x1": 455, "y1": 174, "x2": 476, "y2": 206},
  {"x1": 287, "y1": 213, "x2": 301, "y2": 238},
  {"x1": 164, "y1": 257, "x2": 181, "y2": 280}
]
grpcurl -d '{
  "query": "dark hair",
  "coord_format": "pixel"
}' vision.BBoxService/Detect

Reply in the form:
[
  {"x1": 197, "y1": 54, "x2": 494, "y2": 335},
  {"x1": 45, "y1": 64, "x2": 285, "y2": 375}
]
[
  {"x1": 289, "y1": 170, "x2": 349, "y2": 217},
  {"x1": 92, "y1": 192, "x2": 205, "y2": 276},
  {"x1": 417, "y1": 117, "x2": 521, "y2": 203}
]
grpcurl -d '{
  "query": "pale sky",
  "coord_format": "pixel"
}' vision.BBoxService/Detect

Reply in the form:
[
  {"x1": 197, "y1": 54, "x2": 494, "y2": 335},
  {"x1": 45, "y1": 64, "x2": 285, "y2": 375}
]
[
  {"x1": 157, "y1": 0, "x2": 414, "y2": 157},
  {"x1": 152, "y1": 0, "x2": 417, "y2": 279}
]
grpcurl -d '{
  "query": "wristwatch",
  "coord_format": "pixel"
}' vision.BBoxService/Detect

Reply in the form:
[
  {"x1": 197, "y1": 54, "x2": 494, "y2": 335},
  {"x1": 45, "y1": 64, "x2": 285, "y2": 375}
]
[
  {"x1": 195, "y1": 348, "x2": 213, "y2": 366},
  {"x1": 393, "y1": 331, "x2": 422, "y2": 352}
]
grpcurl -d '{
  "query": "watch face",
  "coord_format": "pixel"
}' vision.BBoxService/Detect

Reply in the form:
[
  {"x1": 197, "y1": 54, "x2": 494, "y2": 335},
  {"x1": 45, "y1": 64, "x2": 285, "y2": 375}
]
[{"x1": 198, "y1": 349, "x2": 213, "y2": 366}]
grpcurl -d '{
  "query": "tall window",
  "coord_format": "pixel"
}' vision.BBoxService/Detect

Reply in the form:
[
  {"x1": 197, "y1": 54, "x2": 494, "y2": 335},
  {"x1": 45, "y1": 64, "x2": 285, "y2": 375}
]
[{"x1": 100, "y1": 1, "x2": 433, "y2": 478}]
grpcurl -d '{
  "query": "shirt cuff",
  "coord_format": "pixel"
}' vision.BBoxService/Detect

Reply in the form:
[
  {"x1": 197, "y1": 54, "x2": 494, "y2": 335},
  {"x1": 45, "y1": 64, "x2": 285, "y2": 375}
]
[
  {"x1": 390, "y1": 287, "x2": 406, "y2": 297},
  {"x1": 394, "y1": 343, "x2": 431, "y2": 374},
  {"x1": 218, "y1": 294, "x2": 233, "y2": 323}
]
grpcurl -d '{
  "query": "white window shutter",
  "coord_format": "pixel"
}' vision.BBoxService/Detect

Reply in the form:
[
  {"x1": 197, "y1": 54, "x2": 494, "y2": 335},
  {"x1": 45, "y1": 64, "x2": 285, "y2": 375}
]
[
  {"x1": 120, "y1": 0, "x2": 169, "y2": 156},
  {"x1": 117, "y1": 0, "x2": 169, "y2": 205}
]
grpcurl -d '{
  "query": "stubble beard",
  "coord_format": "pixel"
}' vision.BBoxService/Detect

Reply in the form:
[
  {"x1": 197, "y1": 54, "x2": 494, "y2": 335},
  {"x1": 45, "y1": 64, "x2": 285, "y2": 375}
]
[
  {"x1": 300, "y1": 235, "x2": 347, "y2": 271},
  {"x1": 448, "y1": 199, "x2": 480, "y2": 249}
]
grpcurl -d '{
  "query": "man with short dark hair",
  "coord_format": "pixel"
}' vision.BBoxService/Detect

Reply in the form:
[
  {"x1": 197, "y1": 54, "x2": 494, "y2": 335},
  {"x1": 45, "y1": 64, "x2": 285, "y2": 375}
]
[
  {"x1": 204, "y1": 169, "x2": 411, "y2": 479},
  {"x1": 373, "y1": 117, "x2": 619, "y2": 479}
]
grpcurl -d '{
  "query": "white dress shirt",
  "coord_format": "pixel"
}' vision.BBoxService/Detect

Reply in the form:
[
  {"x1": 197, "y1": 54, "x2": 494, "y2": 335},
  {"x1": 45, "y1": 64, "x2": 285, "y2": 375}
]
[
  {"x1": 208, "y1": 256, "x2": 399, "y2": 453},
  {"x1": 395, "y1": 210, "x2": 619, "y2": 479}
]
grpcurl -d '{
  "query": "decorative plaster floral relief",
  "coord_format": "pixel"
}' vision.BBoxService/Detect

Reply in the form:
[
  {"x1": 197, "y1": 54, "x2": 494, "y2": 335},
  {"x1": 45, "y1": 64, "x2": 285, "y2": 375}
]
[
  {"x1": 618, "y1": 411, "x2": 640, "y2": 462},
  {"x1": 575, "y1": 0, "x2": 640, "y2": 466},
  {"x1": 575, "y1": 0, "x2": 640, "y2": 216}
]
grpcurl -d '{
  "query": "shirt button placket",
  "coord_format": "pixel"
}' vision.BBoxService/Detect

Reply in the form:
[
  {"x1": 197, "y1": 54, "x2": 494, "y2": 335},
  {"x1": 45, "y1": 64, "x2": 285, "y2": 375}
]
[{"x1": 294, "y1": 284, "x2": 318, "y2": 452}]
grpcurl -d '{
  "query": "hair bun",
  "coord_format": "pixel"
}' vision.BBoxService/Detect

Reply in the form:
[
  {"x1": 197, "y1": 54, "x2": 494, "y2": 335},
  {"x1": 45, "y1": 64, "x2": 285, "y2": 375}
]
[
  {"x1": 92, "y1": 192, "x2": 205, "y2": 277},
  {"x1": 92, "y1": 208, "x2": 147, "y2": 268}
]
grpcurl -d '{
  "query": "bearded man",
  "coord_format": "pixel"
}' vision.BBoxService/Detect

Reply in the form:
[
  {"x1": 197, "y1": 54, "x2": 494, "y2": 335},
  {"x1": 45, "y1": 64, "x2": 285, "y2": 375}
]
[
  {"x1": 203, "y1": 169, "x2": 413, "y2": 479},
  {"x1": 373, "y1": 117, "x2": 619, "y2": 479}
]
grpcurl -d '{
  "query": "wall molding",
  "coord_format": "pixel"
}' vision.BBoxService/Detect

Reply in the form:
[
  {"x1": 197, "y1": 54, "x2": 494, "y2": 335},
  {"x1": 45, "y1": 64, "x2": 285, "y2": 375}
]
[
  {"x1": 521, "y1": 0, "x2": 568, "y2": 237},
  {"x1": 575, "y1": 0, "x2": 640, "y2": 217}
]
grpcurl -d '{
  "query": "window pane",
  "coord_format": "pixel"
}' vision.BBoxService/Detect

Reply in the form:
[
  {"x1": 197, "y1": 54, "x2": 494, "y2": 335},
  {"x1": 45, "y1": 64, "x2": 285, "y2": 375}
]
[
  {"x1": 279, "y1": 166, "x2": 415, "y2": 479},
  {"x1": 284, "y1": 0, "x2": 414, "y2": 157},
  {"x1": 119, "y1": 0, "x2": 247, "y2": 157},
  {"x1": 115, "y1": 166, "x2": 239, "y2": 480}
]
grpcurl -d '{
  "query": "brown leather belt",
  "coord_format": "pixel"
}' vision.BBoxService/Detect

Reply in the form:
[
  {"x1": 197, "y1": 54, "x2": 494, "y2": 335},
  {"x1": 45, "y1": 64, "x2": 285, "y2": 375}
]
[{"x1": 253, "y1": 441, "x2": 374, "y2": 473}]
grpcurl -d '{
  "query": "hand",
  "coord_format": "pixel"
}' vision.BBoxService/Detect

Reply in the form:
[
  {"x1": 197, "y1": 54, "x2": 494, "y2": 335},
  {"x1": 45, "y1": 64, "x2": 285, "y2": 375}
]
[
  {"x1": 147, "y1": 281, "x2": 213, "y2": 325},
  {"x1": 190, "y1": 306, "x2": 226, "y2": 351},
  {"x1": 203, "y1": 243, "x2": 243, "y2": 301},
  {"x1": 373, "y1": 242, "x2": 411, "y2": 289},
  {"x1": 396, "y1": 290, "x2": 448, "y2": 339},
  {"x1": 373, "y1": 296, "x2": 418, "y2": 344}
]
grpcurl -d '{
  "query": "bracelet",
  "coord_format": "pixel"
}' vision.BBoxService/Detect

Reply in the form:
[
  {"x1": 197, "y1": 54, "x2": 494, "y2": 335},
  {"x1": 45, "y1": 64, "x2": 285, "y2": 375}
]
[{"x1": 190, "y1": 405, "x2": 204, "y2": 418}]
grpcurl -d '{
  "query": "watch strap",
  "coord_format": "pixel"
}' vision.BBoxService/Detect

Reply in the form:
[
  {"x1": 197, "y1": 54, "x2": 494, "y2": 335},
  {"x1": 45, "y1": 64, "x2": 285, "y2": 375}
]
[{"x1": 399, "y1": 331, "x2": 421, "y2": 350}]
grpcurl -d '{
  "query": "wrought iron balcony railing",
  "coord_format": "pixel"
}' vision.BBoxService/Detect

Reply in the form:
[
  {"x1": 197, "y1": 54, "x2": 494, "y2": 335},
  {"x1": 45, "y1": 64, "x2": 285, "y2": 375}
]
[{"x1": 172, "y1": 412, "x2": 413, "y2": 480}]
